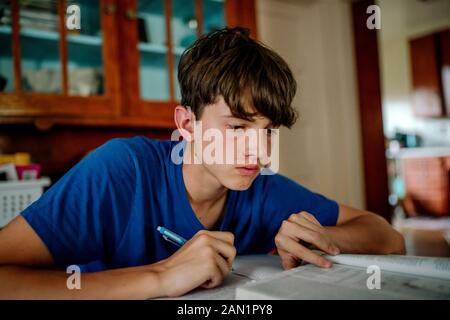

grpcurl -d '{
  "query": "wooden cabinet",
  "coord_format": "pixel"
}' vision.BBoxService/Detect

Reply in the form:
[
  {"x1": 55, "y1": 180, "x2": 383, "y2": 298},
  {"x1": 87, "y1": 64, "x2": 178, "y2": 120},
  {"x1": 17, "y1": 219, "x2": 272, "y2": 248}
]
[
  {"x1": 409, "y1": 29, "x2": 450, "y2": 117},
  {"x1": 0, "y1": 0, "x2": 257, "y2": 130},
  {"x1": 0, "y1": 0, "x2": 256, "y2": 182},
  {"x1": 402, "y1": 156, "x2": 450, "y2": 217}
]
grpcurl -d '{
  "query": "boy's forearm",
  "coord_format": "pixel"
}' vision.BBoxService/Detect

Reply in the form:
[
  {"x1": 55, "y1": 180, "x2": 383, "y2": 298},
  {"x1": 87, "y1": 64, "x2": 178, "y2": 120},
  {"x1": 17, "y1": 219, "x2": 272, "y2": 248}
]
[
  {"x1": 326, "y1": 214, "x2": 406, "y2": 255},
  {"x1": 0, "y1": 264, "x2": 163, "y2": 299}
]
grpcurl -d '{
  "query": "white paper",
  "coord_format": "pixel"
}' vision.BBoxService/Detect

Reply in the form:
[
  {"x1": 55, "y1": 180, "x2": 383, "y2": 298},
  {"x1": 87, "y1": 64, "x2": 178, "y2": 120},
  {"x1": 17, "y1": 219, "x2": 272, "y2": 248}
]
[
  {"x1": 229, "y1": 254, "x2": 282, "y2": 280},
  {"x1": 321, "y1": 253, "x2": 450, "y2": 280},
  {"x1": 236, "y1": 263, "x2": 450, "y2": 300}
]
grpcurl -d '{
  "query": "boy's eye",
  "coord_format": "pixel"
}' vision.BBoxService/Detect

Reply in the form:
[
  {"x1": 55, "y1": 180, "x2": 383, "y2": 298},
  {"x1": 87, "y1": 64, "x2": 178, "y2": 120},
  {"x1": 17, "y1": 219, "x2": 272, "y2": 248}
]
[{"x1": 227, "y1": 124, "x2": 245, "y2": 130}]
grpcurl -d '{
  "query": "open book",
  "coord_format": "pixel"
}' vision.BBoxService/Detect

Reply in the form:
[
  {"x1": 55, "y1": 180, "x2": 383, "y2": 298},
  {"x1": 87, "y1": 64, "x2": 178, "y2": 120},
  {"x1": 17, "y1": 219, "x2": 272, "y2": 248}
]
[
  {"x1": 236, "y1": 253, "x2": 450, "y2": 299},
  {"x1": 160, "y1": 253, "x2": 450, "y2": 300}
]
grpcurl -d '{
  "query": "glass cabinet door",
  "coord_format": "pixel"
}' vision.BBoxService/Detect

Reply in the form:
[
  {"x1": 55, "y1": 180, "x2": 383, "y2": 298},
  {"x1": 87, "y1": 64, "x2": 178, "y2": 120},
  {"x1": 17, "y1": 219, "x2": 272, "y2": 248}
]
[
  {"x1": 170, "y1": 0, "x2": 226, "y2": 101},
  {"x1": 137, "y1": 0, "x2": 170, "y2": 101},
  {"x1": 171, "y1": 0, "x2": 197, "y2": 101},
  {"x1": 16, "y1": 0, "x2": 62, "y2": 94},
  {"x1": 136, "y1": 0, "x2": 226, "y2": 103},
  {"x1": 0, "y1": 0, "x2": 229, "y2": 119},
  {"x1": 0, "y1": 0, "x2": 106, "y2": 96},
  {"x1": 0, "y1": 1, "x2": 14, "y2": 93},
  {"x1": 66, "y1": 0, "x2": 104, "y2": 96},
  {"x1": 202, "y1": 0, "x2": 225, "y2": 34}
]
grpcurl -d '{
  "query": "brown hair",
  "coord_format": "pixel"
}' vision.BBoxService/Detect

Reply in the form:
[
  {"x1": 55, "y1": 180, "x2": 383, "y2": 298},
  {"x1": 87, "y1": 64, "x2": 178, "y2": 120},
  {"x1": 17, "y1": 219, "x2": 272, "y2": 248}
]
[{"x1": 178, "y1": 27, "x2": 298, "y2": 128}]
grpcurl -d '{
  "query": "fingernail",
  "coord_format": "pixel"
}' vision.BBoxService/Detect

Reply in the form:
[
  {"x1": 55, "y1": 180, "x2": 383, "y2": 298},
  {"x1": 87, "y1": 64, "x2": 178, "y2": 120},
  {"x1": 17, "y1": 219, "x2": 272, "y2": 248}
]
[{"x1": 333, "y1": 248, "x2": 340, "y2": 255}]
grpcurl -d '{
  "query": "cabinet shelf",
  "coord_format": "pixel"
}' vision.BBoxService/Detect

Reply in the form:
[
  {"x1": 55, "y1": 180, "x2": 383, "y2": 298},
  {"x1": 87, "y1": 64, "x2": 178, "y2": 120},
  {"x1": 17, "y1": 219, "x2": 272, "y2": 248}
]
[
  {"x1": 0, "y1": 26, "x2": 186, "y2": 55},
  {"x1": 0, "y1": 26, "x2": 102, "y2": 47},
  {"x1": 138, "y1": 42, "x2": 185, "y2": 55}
]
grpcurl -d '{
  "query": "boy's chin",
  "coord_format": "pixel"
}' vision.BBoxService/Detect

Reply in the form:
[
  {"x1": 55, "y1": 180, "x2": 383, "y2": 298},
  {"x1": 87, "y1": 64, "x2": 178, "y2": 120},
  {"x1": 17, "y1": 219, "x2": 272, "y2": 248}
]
[{"x1": 222, "y1": 176, "x2": 256, "y2": 191}]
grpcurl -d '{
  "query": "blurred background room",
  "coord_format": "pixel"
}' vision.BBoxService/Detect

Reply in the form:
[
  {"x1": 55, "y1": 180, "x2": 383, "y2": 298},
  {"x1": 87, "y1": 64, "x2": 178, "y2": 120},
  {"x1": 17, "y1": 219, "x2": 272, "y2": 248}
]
[{"x1": 0, "y1": 0, "x2": 449, "y2": 257}]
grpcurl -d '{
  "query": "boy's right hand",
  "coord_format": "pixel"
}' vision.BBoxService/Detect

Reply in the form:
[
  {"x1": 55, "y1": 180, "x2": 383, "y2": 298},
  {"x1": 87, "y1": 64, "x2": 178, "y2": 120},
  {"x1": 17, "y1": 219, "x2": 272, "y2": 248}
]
[{"x1": 156, "y1": 230, "x2": 236, "y2": 297}]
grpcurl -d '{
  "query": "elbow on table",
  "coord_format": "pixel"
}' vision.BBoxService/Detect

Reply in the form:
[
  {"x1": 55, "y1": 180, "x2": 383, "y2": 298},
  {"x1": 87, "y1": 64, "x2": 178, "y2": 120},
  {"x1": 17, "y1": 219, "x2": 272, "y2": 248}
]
[{"x1": 385, "y1": 228, "x2": 406, "y2": 255}]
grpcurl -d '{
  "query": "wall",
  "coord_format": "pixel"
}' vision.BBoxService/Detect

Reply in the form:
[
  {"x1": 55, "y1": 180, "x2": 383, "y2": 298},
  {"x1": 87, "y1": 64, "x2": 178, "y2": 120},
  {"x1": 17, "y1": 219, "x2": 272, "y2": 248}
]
[
  {"x1": 257, "y1": 0, "x2": 365, "y2": 209},
  {"x1": 377, "y1": 0, "x2": 450, "y2": 146}
]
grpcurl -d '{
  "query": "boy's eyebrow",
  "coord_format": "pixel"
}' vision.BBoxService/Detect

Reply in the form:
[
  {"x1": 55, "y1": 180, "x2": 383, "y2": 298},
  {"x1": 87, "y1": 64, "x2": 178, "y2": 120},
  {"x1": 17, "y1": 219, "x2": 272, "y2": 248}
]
[{"x1": 222, "y1": 115, "x2": 273, "y2": 128}]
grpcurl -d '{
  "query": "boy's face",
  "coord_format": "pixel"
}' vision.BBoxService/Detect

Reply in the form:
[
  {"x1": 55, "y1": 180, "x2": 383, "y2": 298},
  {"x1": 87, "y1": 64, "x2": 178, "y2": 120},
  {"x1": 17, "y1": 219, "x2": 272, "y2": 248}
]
[{"x1": 192, "y1": 96, "x2": 275, "y2": 191}]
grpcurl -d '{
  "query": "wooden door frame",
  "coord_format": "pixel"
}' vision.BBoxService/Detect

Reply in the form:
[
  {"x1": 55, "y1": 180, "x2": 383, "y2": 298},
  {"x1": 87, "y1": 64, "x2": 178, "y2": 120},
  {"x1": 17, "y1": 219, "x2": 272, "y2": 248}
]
[
  {"x1": 225, "y1": 0, "x2": 257, "y2": 38},
  {"x1": 351, "y1": 0, "x2": 391, "y2": 221}
]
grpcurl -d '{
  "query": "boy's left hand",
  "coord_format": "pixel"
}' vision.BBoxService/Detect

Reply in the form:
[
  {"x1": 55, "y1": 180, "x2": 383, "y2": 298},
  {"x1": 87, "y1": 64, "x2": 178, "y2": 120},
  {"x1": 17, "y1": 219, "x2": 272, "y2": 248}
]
[{"x1": 274, "y1": 211, "x2": 340, "y2": 269}]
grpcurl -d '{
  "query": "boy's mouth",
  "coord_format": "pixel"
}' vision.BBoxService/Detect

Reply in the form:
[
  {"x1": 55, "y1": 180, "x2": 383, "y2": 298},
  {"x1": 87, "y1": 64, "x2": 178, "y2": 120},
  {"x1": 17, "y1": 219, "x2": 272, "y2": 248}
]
[{"x1": 236, "y1": 165, "x2": 260, "y2": 176}]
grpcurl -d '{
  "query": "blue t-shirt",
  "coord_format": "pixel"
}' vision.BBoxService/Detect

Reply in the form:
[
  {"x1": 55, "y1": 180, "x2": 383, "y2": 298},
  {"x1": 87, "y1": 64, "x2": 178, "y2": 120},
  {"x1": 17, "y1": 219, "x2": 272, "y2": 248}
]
[{"x1": 21, "y1": 137, "x2": 339, "y2": 272}]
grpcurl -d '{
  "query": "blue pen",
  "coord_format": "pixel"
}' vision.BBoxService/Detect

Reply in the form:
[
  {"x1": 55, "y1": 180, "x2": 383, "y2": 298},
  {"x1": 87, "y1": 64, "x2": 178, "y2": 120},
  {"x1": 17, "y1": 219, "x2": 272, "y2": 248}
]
[{"x1": 157, "y1": 226, "x2": 187, "y2": 247}]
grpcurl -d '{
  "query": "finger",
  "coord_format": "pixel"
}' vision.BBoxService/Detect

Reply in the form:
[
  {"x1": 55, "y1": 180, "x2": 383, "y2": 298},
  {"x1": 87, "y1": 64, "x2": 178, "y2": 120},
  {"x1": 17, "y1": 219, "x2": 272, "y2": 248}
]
[
  {"x1": 194, "y1": 234, "x2": 236, "y2": 266},
  {"x1": 299, "y1": 211, "x2": 321, "y2": 225},
  {"x1": 289, "y1": 213, "x2": 321, "y2": 232},
  {"x1": 208, "y1": 237, "x2": 237, "y2": 267},
  {"x1": 278, "y1": 248, "x2": 299, "y2": 270},
  {"x1": 276, "y1": 233, "x2": 332, "y2": 268},
  {"x1": 201, "y1": 263, "x2": 222, "y2": 289},
  {"x1": 282, "y1": 220, "x2": 338, "y2": 255},
  {"x1": 200, "y1": 254, "x2": 229, "y2": 289},
  {"x1": 195, "y1": 230, "x2": 235, "y2": 244},
  {"x1": 289, "y1": 215, "x2": 340, "y2": 255},
  {"x1": 214, "y1": 253, "x2": 232, "y2": 278}
]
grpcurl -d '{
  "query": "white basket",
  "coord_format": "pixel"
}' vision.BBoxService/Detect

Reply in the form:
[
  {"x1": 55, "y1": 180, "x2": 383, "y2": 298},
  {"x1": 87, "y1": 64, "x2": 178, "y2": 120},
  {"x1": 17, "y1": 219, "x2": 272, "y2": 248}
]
[{"x1": 0, "y1": 177, "x2": 51, "y2": 228}]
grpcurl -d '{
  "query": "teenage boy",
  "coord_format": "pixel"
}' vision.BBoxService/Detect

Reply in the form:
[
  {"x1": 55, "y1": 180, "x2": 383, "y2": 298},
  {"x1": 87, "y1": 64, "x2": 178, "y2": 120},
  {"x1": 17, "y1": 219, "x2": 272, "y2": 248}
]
[{"x1": 0, "y1": 28, "x2": 405, "y2": 299}]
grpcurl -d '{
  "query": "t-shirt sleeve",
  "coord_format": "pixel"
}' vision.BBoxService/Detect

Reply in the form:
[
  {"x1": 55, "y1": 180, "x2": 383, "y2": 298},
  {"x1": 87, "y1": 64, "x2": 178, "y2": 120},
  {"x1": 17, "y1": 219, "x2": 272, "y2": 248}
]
[
  {"x1": 21, "y1": 139, "x2": 136, "y2": 269},
  {"x1": 259, "y1": 174, "x2": 340, "y2": 252}
]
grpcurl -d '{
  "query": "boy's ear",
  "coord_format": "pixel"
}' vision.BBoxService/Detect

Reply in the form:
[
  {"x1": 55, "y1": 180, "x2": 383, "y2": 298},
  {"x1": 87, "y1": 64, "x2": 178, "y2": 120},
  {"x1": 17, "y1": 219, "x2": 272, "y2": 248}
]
[{"x1": 174, "y1": 105, "x2": 195, "y2": 142}]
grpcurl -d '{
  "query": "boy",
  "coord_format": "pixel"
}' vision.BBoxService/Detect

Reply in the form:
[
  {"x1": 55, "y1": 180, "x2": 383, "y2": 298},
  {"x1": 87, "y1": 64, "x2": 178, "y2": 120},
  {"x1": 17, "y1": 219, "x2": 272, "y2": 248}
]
[{"x1": 0, "y1": 27, "x2": 405, "y2": 299}]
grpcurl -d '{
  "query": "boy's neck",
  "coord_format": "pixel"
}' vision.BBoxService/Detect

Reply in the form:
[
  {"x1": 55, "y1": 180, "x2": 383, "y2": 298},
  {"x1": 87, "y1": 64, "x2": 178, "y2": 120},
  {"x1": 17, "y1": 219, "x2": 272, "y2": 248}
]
[{"x1": 182, "y1": 143, "x2": 228, "y2": 229}]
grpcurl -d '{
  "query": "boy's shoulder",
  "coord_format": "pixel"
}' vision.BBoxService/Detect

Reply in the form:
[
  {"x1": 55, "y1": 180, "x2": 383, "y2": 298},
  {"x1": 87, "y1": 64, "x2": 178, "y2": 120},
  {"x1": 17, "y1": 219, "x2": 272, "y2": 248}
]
[
  {"x1": 97, "y1": 136, "x2": 176, "y2": 162},
  {"x1": 81, "y1": 137, "x2": 178, "y2": 179}
]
